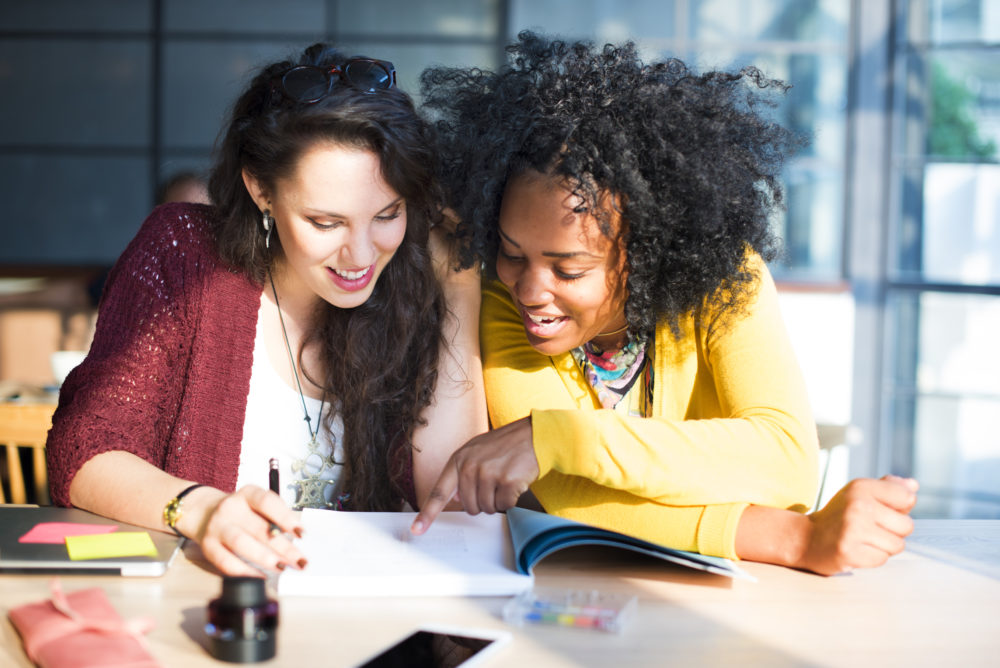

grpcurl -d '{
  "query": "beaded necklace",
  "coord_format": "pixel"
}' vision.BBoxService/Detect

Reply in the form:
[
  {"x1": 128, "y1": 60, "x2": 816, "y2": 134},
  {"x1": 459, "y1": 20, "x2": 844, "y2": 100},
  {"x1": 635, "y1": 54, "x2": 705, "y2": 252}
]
[{"x1": 267, "y1": 270, "x2": 349, "y2": 509}]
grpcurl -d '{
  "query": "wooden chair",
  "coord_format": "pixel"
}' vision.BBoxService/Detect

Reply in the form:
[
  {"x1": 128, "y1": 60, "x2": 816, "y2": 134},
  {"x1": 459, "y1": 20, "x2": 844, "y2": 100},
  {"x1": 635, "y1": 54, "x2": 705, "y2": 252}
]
[{"x1": 0, "y1": 402, "x2": 55, "y2": 504}]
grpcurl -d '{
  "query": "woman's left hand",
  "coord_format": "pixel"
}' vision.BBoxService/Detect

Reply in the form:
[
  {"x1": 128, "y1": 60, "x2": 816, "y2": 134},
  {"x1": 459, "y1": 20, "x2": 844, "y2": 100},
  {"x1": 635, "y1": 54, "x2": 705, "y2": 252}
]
[{"x1": 411, "y1": 416, "x2": 538, "y2": 534}]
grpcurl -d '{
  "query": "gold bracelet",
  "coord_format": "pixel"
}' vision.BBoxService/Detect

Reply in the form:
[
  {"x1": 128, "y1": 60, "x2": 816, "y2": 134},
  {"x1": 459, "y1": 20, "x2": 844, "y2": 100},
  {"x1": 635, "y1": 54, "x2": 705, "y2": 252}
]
[{"x1": 163, "y1": 483, "x2": 206, "y2": 538}]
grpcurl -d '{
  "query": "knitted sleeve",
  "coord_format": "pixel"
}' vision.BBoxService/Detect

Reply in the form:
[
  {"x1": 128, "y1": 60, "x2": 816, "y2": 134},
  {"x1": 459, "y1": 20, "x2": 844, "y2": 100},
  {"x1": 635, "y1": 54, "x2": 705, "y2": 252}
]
[{"x1": 46, "y1": 204, "x2": 214, "y2": 506}]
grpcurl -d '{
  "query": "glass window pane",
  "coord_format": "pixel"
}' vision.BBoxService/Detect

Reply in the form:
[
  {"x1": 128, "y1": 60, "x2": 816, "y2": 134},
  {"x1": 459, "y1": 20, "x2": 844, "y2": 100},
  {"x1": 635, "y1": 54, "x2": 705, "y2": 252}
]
[
  {"x1": 893, "y1": 164, "x2": 925, "y2": 280},
  {"x1": 886, "y1": 291, "x2": 1000, "y2": 518},
  {"x1": 908, "y1": 395, "x2": 1000, "y2": 518},
  {"x1": 0, "y1": 39, "x2": 151, "y2": 147},
  {"x1": 164, "y1": 0, "x2": 326, "y2": 34},
  {"x1": 773, "y1": 162, "x2": 843, "y2": 279},
  {"x1": 339, "y1": 0, "x2": 499, "y2": 38},
  {"x1": 926, "y1": 52, "x2": 1000, "y2": 160},
  {"x1": 1, "y1": 155, "x2": 151, "y2": 266},
  {"x1": 159, "y1": 153, "x2": 212, "y2": 180},
  {"x1": 510, "y1": 0, "x2": 678, "y2": 42},
  {"x1": 922, "y1": 163, "x2": 1000, "y2": 285},
  {"x1": 162, "y1": 41, "x2": 297, "y2": 149},
  {"x1": 925, "y1": 0, "x2": 1000, "y2": 44},
  {"x1": 690, "y1": 0, "x2": 849, "y2": 43},
  {"x1": 915, "y1": 292, "x2": 1000, "y2": 396},
  {"x1": 0, "y1": 0, "x2": 150, "y2": 31}
]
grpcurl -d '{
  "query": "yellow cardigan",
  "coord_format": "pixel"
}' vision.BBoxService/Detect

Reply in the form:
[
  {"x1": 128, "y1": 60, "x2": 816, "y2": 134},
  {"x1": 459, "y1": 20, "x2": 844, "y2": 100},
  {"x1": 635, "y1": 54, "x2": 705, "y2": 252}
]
[{"x1": 481, "y1": 258, "x2": 818, "y2": 559}]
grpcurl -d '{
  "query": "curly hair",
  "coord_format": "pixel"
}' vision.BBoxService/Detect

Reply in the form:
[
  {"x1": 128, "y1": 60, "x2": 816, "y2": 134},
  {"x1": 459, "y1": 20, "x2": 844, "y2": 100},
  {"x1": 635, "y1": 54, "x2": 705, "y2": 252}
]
[
  {"x1": 209, "y1": 43, "x2": 444, "y2": 510},
  {"x1": 421, "y1": 31, "x2": 803, "y2": 338}
]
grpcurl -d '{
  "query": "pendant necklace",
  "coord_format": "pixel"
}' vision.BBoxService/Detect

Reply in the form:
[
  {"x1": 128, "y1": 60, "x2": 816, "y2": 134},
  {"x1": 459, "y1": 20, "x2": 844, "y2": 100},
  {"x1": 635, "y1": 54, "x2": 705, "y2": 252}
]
[{"x1": 267, "y1": 270, "x2": 324, "y2": 450}]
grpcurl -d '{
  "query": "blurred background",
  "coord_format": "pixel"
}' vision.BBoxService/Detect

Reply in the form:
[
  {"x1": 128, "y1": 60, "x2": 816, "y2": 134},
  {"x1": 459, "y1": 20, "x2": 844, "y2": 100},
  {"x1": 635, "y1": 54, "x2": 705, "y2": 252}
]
[{"x1": 0, "y1": 0, "x2": 997, "y2": 517}]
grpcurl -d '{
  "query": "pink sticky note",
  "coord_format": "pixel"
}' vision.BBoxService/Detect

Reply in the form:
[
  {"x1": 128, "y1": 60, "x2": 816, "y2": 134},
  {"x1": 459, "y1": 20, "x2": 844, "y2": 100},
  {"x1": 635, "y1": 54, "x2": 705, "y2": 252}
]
[{"x1": 18, "y1": 522, "x2": 119, "y2": 544}]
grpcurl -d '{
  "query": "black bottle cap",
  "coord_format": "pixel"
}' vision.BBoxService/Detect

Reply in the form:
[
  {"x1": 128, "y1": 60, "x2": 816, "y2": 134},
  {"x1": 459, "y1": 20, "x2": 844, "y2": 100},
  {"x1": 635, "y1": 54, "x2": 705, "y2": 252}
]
[{"x1": 219, "y1": 576, "x2": 268, "y2": 608}]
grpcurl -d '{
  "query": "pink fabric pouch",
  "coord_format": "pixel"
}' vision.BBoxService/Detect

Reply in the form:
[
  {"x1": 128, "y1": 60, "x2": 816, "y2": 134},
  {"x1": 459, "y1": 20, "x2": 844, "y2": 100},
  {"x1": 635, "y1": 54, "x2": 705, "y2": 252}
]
[{"x1": 8, "y1": 579, "x2": 161, "y2": 668}]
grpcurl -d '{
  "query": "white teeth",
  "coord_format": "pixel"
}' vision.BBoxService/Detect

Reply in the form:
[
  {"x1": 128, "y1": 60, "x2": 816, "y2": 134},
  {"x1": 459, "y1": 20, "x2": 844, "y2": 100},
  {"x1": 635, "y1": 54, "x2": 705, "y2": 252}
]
[
  {"x1": 527, "y1": 313, "x2": 560, "y2": 325},
  {"x1": 333, "y1": 267, "x2": 368, "y2": 280}
]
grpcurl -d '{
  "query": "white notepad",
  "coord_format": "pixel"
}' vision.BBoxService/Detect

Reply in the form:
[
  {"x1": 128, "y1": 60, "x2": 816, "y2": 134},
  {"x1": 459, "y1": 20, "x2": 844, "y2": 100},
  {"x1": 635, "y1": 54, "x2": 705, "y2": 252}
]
[{"x1": 278, "y1": 510, "x2": 533, "y2": 597}]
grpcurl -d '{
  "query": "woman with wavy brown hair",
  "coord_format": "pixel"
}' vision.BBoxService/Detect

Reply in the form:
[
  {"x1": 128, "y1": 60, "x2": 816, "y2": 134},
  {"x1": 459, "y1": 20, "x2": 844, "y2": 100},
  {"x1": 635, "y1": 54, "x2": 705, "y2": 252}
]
[{"x1": 46, "y1": 42, "x2": 486, "y2": 576}]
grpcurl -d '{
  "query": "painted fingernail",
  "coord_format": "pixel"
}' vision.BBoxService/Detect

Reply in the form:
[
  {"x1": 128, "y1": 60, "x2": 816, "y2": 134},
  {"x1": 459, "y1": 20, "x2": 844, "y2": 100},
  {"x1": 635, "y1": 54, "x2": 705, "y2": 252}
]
[
  {"x1": 294, "y1": 527, "x2": 304, "y2": 539},
  {"x1": 297, "y1": 558, "x2": 308, "y2": 569},
  {"x1": 275, "y1": 562, "x2": 286, "y2": 571}
]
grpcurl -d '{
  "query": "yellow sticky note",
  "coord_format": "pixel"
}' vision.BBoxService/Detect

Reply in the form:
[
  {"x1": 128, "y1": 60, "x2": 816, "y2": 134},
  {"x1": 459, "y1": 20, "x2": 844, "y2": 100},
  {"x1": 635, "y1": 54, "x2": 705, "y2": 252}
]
[{"x1": 65, "y1": 531, "x2": 159, "y2": 560}]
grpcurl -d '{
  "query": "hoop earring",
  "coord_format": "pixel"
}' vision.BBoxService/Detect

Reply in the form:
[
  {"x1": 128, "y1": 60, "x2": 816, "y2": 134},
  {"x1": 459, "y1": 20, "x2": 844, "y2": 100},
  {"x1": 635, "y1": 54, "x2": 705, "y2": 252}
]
[{"x1": 262, "y1": 209, "x2": 274, "y2": 250}]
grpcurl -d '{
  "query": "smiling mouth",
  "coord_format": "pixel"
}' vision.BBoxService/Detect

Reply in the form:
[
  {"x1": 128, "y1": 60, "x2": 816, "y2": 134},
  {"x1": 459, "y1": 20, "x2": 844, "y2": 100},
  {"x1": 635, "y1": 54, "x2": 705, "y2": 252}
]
[
  {"x1": 327, "y1": 264, "x2": 374, "y2": 292},
  {"x1": 521, "y1": 309, "x2": 570, "y2": 339},
  {"x1": 332, "y1": 267, "x2": 370, "y2": 280},
  {"x1": 526, "y1": 312, "x2": 565, "y2": 326}
]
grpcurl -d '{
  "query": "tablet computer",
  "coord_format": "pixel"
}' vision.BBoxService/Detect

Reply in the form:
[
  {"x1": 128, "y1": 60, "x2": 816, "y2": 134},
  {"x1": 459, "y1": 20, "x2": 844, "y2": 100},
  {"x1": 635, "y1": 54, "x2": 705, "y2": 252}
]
[{"x1": 0, "y1": 506, "x2": 182, "y2": 576}]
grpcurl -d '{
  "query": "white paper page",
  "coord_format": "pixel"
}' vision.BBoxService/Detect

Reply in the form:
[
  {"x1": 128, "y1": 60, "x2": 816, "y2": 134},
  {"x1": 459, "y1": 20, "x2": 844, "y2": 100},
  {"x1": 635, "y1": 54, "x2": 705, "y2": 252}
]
[{"x1": 278, "y1": 510, "x2": 533, "y2": 597}]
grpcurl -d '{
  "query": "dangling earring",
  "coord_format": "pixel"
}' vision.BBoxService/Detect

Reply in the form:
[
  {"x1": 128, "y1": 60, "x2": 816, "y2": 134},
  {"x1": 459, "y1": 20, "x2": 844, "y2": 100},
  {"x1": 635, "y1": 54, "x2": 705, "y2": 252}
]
[{"x1": 261, "y1": 209, "x2": 274, "y2": 250}]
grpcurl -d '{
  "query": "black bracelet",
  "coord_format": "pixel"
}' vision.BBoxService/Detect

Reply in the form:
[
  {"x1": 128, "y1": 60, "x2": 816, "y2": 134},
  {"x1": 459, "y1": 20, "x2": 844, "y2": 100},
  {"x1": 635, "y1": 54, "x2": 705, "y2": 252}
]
[{"x1": 163, "y1": 483, "x2": 207, "y2": 538}]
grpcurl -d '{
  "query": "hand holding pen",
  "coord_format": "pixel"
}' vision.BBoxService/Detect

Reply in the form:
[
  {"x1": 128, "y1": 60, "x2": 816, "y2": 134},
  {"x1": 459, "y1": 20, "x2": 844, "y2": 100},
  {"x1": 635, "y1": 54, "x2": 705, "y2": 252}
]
[
  {"x1": 268, "y1": 458, "x2": 282, "y2": 537},
  {"x1": 260, "y1": 457, "x2": 307, "y2": 567},
  {"x1": 170, "y1": 462, "x2": 306, "y2": 577}
]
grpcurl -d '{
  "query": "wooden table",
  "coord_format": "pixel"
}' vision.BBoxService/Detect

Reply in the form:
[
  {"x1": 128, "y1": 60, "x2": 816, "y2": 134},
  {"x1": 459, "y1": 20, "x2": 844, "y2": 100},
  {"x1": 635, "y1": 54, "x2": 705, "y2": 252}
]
[{"x1": 2, "y1": 520, "x2": 998, "y2": 667}]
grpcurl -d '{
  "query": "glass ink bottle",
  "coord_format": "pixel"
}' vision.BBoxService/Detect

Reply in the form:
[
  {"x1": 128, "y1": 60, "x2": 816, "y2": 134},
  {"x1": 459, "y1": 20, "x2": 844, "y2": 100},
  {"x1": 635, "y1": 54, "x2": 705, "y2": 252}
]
[{"x1": 206, "y1": 576, "x2": 278, "y2": 663}]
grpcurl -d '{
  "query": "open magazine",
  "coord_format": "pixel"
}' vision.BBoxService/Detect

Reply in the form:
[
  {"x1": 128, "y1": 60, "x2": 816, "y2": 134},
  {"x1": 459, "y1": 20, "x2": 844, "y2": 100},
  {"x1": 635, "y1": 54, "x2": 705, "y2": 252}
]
[{"x1": 506, "y1": 507, "x2": 753, "y2": 581}]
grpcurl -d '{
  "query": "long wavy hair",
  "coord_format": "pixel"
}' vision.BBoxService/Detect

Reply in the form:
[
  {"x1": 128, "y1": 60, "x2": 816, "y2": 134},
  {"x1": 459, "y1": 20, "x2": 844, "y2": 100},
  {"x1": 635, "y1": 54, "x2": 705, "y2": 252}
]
[
  {"x1": 422, "y1": 31, "x2": 803, "y2": 338},
  {"x1": 209, "y1": 43, "x2": 444, "y2": 510}
]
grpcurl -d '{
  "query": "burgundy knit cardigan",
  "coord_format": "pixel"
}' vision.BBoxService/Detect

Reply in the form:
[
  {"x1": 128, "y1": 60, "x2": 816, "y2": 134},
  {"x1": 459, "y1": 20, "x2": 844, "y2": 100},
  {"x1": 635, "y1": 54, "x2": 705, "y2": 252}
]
[{"x1": 46, "y1": 203, "x2": 415, "y2": 509}]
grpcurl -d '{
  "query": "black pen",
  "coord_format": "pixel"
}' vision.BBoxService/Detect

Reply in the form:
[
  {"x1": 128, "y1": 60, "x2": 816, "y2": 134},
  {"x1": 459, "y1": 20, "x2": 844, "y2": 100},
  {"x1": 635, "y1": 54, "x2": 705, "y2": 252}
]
[
  {"x1": 269, "y1": 458, "x2": 280, "y2": 495},
  {"x1": 268, "y1": 458, "x2": 281, "y2": 537}
]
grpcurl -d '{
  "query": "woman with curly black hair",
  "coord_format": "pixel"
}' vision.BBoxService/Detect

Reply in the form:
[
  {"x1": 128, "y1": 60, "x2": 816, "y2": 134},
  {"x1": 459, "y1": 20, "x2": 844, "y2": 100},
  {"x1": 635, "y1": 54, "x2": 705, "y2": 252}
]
[{"x1": 412, "y1": 32, "x2": 918, "y2": 576}]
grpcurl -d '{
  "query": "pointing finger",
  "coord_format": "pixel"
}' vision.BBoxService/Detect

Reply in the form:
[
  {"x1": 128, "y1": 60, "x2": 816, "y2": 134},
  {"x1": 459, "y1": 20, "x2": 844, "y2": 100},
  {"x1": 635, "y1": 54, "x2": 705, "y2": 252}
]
[{"x1": 411, "y1": 462, "x2": 459, "y2": 535}]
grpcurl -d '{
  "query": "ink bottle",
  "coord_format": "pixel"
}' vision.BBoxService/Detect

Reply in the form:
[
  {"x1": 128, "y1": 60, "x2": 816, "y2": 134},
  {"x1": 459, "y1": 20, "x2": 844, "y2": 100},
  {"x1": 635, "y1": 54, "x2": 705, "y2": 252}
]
[{"x1": 206, "y1": 576, "x2": 278, "y2": 663}]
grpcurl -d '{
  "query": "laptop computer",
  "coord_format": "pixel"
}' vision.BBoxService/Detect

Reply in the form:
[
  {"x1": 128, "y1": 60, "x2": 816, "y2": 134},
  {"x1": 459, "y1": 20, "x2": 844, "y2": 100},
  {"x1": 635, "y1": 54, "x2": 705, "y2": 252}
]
[{"x1": 0, "y1": 506, "x2": 182, "y2": 576}]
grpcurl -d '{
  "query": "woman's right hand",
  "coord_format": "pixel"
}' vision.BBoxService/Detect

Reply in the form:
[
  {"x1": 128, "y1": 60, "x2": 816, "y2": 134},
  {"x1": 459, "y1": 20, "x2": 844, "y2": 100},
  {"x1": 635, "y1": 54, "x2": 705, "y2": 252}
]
[
  {"x1": 68, "y1": 452, "x2": 308, "y2": 578},
  {"x1": 177, "y1": 484, "x2": 307, "y2": 577}
]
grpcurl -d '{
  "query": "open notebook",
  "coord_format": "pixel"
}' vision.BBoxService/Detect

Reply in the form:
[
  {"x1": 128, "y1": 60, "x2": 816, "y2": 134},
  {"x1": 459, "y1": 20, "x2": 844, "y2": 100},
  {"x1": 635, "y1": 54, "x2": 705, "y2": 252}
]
[
  {"x1": 278, "y1": 510, "x2": 533, "y2": 597},
  {"x1": 0, "y1": 506, "x2": 182, "y2": 576}
]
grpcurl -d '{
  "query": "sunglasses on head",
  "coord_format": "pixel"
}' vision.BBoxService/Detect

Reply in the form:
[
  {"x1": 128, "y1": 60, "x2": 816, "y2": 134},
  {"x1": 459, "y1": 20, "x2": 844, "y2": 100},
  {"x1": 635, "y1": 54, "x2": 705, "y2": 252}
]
[{"x1": 274, "y1": 58, "x2": 396, "y2": 103}]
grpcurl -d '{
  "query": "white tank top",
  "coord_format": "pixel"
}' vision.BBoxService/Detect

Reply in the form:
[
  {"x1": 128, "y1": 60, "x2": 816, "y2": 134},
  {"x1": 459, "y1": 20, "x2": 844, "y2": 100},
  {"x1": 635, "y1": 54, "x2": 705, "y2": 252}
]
[{"x1": 237, "y1": 312, "x2": 345, "y2": 508}]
